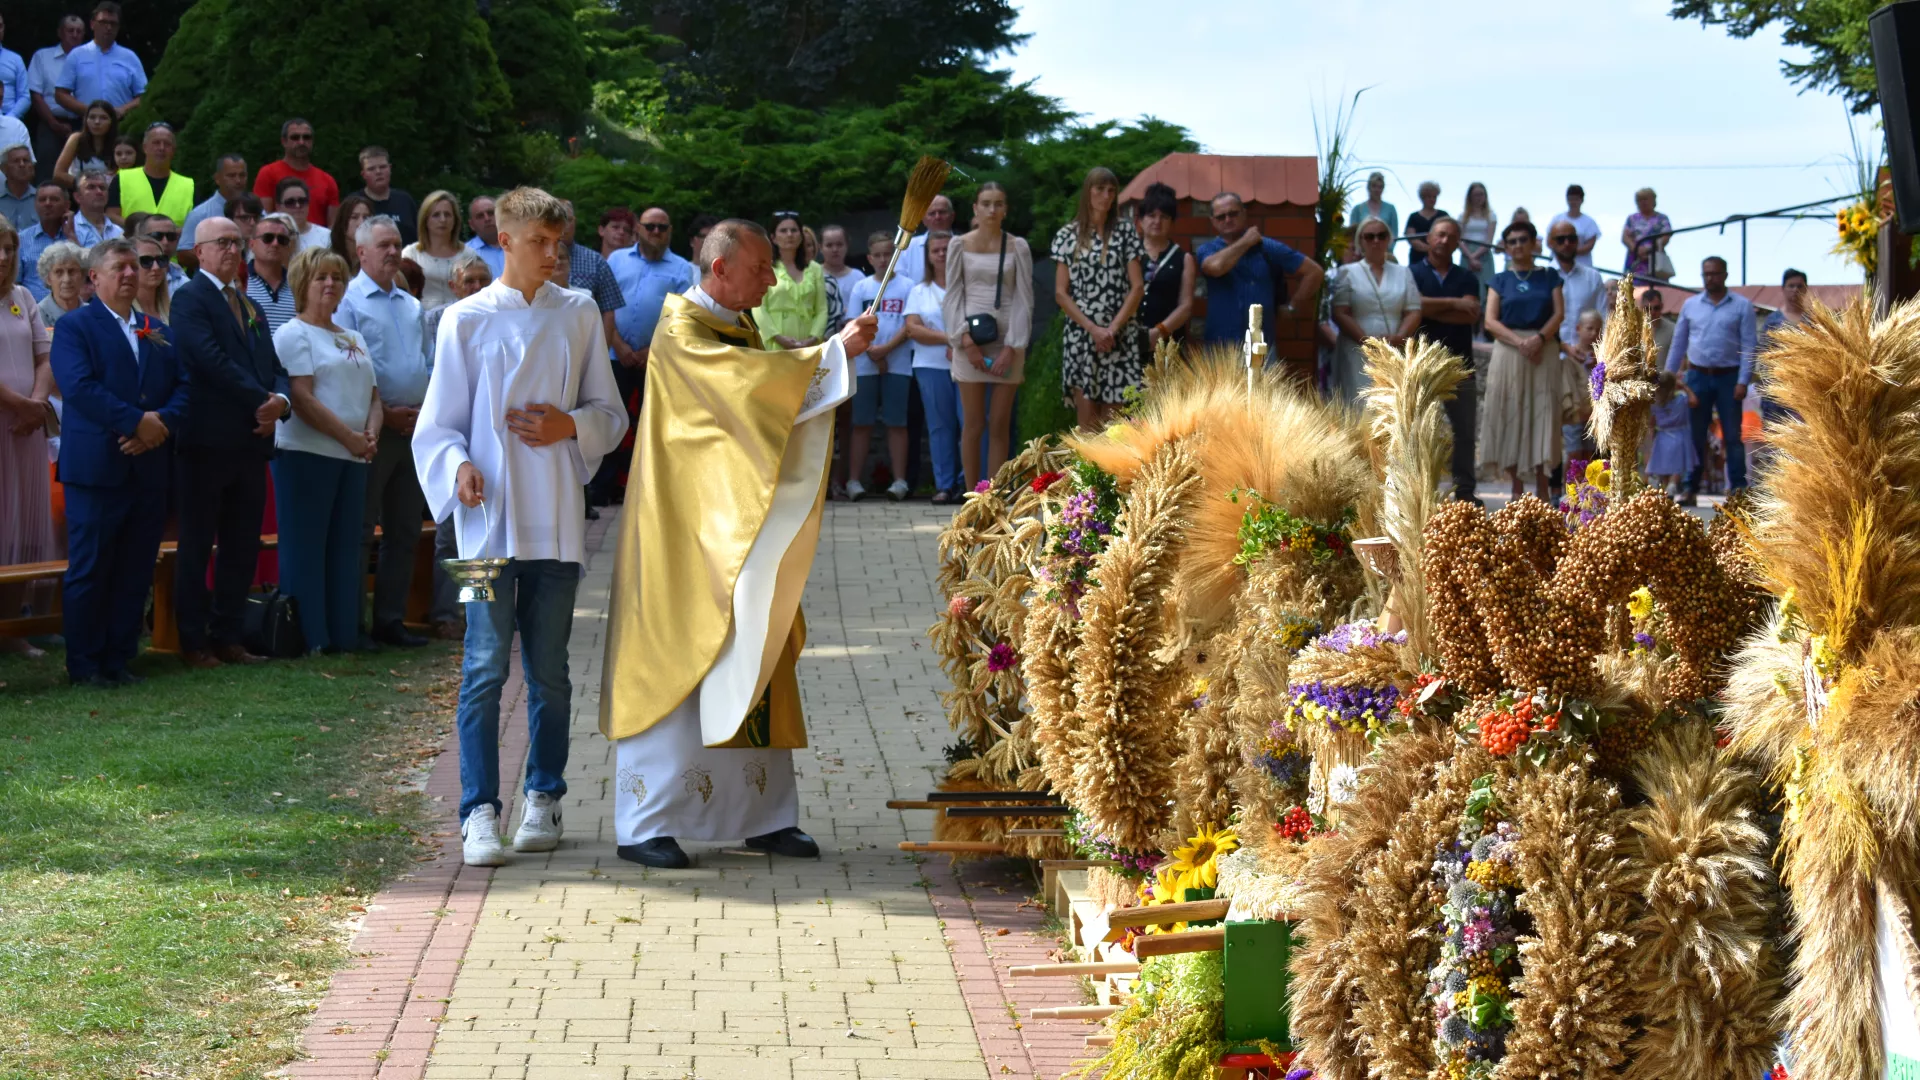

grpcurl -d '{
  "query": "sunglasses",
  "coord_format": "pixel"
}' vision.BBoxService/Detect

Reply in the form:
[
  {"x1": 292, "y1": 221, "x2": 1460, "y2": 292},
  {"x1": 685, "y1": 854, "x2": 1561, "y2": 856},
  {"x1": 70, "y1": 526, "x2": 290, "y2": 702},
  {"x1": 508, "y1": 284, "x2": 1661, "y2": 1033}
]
[
  {"x1": 136, "y1": 254, "x2": 165, "y2": 269},
  {"x1": 255, "y1": 232, "x2": 291, "y2": 246},
  {"x1": 285, "y1": 133, "x2": 313, "y2": 142},
  {"x1": 772, "y1": 210, "x2": 800, "y2": 221},
  {"x1": 1212, "y1": 210, "x2": 1243, "y2": 220},
  {"x1": 1504, "y1": 237, "x2": 1529, "y2": 246},
  {"x1": 279, "y1": 197, "x2": 308, "y2": 208},
  {"x1": 640, "y1": 222, "x2": 669, "y2": 233},
  {"x1": 1551, "y1": 234, "x2": 1577, "y2": 244},
  {"x1": 144, "y1": 230, "x2": 178, "y2": 243},
  {"x1": 1360, "y1": 231, "x2": 1389, "y2": 241}
]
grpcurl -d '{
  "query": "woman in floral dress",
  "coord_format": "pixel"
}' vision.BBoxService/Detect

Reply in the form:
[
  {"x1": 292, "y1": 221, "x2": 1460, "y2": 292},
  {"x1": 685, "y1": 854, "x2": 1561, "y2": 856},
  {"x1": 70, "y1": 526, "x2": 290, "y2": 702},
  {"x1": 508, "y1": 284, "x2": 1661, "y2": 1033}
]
[{"x1": 1051, "y1": 166, "x2": 1144, "y2": 430}]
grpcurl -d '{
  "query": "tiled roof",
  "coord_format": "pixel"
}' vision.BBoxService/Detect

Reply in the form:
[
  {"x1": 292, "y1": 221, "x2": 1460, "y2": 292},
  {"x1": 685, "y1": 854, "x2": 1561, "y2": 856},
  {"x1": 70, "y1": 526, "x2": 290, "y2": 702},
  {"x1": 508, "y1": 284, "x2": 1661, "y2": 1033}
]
[{"x1": 1118, "y1": 153, "x2": 1320, "y2": 208}]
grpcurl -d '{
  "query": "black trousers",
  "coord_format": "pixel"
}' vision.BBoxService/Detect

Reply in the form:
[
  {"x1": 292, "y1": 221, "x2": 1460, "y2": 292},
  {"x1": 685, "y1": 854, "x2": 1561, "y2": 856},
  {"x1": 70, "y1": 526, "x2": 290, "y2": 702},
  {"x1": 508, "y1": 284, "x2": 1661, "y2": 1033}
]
[
  {"x1": 1444, "y1": 375, "x2": 1480, "y2": 500},
  {"x1": 587, "y1": 358, "x2": 643, "y2": 502},
  {"x1": 174, "y1": 448, "x2": 269, "y2": 652}
]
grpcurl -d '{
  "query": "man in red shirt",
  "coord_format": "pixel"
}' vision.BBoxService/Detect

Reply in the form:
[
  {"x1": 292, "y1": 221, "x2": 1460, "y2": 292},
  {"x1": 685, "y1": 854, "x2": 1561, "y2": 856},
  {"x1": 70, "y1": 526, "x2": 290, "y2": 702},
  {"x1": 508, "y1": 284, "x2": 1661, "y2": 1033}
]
[{"x1": 253, "y1": 117, "x2": 338, "y2": 225}]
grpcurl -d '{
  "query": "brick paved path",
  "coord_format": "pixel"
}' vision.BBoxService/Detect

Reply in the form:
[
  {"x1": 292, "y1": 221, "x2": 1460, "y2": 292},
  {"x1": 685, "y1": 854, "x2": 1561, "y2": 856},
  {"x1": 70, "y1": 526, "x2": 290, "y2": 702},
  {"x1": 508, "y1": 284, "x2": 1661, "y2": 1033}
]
[{"x1": 419, "y1": 503, "x2": 994, "y2": 1080}]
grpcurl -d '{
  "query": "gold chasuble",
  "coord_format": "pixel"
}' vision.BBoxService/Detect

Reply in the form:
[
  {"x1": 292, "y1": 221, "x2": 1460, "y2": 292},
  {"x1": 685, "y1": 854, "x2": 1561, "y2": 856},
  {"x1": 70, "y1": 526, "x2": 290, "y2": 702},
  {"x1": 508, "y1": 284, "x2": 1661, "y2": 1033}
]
[{"x1": 599, "y1": 292, "x2": 842, "y2": 750}]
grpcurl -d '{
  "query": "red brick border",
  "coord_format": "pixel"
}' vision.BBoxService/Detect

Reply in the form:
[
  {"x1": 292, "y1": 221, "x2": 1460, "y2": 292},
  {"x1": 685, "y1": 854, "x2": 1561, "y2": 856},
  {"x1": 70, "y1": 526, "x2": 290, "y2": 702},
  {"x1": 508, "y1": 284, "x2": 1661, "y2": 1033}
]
[
  {"x1": 927, "y1": 857, "x2": 1098, "y2": 1080},
  {"x1": 285, "y1": 516, "x2": 612, "y2": 1079}
]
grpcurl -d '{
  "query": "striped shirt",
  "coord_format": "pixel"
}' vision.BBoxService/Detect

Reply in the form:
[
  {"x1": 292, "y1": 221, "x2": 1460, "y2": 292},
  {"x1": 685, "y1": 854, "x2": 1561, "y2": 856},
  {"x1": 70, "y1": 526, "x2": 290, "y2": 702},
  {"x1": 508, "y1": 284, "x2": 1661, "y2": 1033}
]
[{"x1": 245, "y1": 263, "x2": 296, "y2": 335}]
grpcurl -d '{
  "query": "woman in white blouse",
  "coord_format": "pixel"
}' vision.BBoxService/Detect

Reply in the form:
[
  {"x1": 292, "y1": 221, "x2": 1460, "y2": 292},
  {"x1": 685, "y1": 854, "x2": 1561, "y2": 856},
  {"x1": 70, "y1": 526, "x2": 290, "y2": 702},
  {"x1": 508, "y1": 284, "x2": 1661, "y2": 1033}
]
[
  {"x1": 274, "y1": 176, "x2": 333, "y2": 251},
  {"x1": 403, "y1": 190, "x2": 464, "y2": 310},
  {"x1": 1330, "y1": 216, "x2": 1423, "y2": 407},
  {"x1": 271, "y1": 246, "x2": 383, "y2": 654}
]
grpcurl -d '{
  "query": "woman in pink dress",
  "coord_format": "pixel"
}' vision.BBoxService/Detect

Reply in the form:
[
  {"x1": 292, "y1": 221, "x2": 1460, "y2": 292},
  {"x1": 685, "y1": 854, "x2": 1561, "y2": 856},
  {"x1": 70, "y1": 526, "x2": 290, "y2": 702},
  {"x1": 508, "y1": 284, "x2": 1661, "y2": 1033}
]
[{"x1": 0, "y1": 217, "x2": 57, "y2": 657}]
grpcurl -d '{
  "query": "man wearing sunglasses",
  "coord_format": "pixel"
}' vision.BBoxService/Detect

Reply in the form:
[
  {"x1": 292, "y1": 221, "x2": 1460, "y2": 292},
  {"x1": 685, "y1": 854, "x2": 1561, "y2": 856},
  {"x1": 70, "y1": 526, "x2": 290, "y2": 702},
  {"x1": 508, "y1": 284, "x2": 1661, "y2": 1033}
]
[
  {"x1": 1196, "y1": 191, "x2": 1323, "y2": 348},
  {"x1": 254, "y1": 117, "x2": 338, "y2": 226},
  {"x1": 242, "y1": 212, "x2": 296, "y2": 333}
]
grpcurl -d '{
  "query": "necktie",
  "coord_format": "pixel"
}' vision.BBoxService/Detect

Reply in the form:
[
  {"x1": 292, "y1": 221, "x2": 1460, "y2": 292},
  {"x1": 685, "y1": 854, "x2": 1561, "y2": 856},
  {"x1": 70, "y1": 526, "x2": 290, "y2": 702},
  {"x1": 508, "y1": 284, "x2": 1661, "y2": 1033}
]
[{"x1": 223, "y1": 283, "x2": 246, "y2": 331}]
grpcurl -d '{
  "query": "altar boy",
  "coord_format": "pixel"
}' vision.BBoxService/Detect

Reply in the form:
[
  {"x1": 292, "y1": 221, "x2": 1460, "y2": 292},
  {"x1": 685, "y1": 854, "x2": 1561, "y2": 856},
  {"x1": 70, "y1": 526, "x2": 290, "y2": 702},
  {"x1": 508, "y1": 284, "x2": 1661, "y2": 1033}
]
[{"x1": 413, "y1": 186, "x2": 630, "y2": 866}]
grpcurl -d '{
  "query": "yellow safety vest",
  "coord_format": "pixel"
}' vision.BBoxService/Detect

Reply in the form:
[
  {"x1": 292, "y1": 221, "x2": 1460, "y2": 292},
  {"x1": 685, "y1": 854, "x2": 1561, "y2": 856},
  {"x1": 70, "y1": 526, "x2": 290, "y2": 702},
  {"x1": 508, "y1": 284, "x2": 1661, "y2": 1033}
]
[{"x1": 115, "y1": 168, "x2": 195, "y2": 229}]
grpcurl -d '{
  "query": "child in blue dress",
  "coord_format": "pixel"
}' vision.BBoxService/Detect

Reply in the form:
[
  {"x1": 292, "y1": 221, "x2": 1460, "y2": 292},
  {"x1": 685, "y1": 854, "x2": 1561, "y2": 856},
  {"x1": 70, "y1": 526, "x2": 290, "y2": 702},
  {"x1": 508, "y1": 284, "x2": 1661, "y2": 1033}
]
[{"x1": 1645, "y1": 371, "x2": 1698, "y2": 494}]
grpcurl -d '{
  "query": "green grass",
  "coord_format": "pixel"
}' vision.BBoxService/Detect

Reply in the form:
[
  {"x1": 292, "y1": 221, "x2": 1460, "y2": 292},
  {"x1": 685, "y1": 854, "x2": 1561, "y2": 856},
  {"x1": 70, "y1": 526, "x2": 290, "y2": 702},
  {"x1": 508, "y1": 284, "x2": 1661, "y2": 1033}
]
[{"x1": 0, "y1": 641, "x2": 458, "y2": 1080}]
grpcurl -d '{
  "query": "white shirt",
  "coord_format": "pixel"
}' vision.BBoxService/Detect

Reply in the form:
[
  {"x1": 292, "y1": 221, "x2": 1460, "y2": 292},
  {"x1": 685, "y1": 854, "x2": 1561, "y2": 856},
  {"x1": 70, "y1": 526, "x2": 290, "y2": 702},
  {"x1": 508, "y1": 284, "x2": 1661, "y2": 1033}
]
[
  {"x1": 413, "y1": 278, "x2": 630, "y2": 565},
  {"x1": 1550, "y1": 211, "x2": 1601, "y2": 268},
  {"x1": 905, "y1": 280, "x2": 948, "y2": 370},
  {"x1": 846, "y1": 273, "x2": 912, "y2": 377},
  {"x1": 893, "y1": 233, "x2": 929, "y2": 284},
  {"x1": 1553, "y1": 259, "x2": 1608, "y2": 346},
  {"x1": 103, "y1": 299, "x2": 138, "y2": 354},
  {"x1": 273, "y1": 319, "x2": 376, "y2": 461},
  {"x1": 0, "y1": 114, "x2": 32, "y2": 161},
  {"x1": 298, "y1": 222, "x2": 331, "y2": 251}
]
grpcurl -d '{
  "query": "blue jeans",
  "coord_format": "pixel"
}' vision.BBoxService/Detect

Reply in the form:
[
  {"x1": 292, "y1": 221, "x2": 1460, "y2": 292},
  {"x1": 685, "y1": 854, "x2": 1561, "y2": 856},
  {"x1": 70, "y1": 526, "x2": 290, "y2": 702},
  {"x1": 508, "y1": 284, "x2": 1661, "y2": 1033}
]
[
  {"x1": 914, "y1": 367, "x2": 964, "y2": 493},
  {"x1": 271, "y1": 450, "x2": 368, "y2": 653},
  {"x1": 1684, "y1": 366, "x2": 1747, "y2": 493},
  {"x1": 457, "y1": 558, "x2": 579, "y2": 823}
]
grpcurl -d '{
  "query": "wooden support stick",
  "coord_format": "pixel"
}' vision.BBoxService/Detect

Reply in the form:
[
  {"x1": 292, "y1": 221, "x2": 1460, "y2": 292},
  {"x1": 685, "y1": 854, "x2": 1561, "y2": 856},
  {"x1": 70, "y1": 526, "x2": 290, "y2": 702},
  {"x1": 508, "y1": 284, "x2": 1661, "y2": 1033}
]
[
  {"x1": 1006, "y1": 828, "x2": 1067, "y2": 837},
  {"x1": 1131, "y1": 928, "x2": 1226, "y2": 958},
  {"x1": 1032, "y1": 1004, "x2": 1120, "y2": 1021},
  {"x1": 1086, "y1": 1034, "x2": 1115, "y2": 1048},
  {"x1": 1038, "y1": 858, "x2": 1117, "y2": 869},
  {"x1": 885, "y1": 800, "x2": 941, "y2": 810},
  {"x1": 924, "y1": 790, "x2": 1057, "y2": 802},
  {"x1": 1009, "y1": 962, "x2": 1141, "y2": 978},
  {"x1": 897, "y1": 841, "x2": 1003, "y2": 853},
  {"x1": 1106, "y1": 899, "x2": 1230, "y2": 930}
]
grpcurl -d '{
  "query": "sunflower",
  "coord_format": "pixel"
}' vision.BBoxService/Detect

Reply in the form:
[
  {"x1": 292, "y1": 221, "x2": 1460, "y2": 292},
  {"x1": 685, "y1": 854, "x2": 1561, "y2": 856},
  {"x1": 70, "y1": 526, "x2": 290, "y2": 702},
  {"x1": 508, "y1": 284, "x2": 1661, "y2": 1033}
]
[
  {"x1": 1627, "y1": 586, "x2": 1654, "y2": 622},
  {"x1": 1165, "y1": 825, "x2": 1240, "y2": 891}
]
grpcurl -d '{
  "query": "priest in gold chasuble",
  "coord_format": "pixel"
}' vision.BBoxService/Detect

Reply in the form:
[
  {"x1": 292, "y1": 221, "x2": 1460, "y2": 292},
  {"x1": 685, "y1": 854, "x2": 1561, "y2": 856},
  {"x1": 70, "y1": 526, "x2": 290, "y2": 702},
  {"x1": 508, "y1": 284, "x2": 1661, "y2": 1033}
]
[{"x1": 600, "y1": 219, "x2": 874, "y2": 869}]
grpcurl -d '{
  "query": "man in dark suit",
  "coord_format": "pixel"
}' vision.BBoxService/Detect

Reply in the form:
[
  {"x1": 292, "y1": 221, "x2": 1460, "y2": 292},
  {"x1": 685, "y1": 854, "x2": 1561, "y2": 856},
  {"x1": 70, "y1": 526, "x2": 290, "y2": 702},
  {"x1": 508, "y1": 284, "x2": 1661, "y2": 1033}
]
[
  {"x1": 50, "y1": 238, "x2": 187, "y2": 688},
  {"x1": 170, "y1": 215, "x2": 290, "y2": 669}
]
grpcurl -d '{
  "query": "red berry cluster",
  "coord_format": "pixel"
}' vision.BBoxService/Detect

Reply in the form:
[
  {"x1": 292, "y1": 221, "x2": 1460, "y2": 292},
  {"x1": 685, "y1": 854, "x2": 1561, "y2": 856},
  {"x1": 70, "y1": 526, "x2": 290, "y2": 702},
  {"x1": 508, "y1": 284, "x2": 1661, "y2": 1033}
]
[
  {"x1": 1478, "y1": 696, "x2": 1555, "y2": 756},
  {"x1": 1397, "y1": 673, "x2": 1444, "y2": 717},
  {"x1": 1030, "y1": 470, "x2": 1064, "y2": 493},
  {"x1": 1275, "y1": 805, "x2": 1315, "y2": 842}
]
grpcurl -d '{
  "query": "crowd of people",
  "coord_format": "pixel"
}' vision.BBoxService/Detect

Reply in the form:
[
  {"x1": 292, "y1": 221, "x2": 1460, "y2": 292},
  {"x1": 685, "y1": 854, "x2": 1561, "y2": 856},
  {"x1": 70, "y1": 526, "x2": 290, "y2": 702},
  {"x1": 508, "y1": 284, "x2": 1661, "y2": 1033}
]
[{"x1": 0, "y1": 2, "x2": 1808, "y2": 679}]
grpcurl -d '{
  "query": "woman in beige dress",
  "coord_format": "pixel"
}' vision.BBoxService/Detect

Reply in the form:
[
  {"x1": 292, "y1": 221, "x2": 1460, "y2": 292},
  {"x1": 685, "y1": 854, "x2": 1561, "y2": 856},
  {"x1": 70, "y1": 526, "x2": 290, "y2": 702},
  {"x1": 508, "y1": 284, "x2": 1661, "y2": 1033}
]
[
  {"x1": 402, "y1": 191, "x2": 464, "y2": 310},
  {"x1": 942, "y1": 182, "x2": 1033, "y2": 490},
  {"x1": 1480, "y1": 219, "x2": 1565, "y2": 501}
]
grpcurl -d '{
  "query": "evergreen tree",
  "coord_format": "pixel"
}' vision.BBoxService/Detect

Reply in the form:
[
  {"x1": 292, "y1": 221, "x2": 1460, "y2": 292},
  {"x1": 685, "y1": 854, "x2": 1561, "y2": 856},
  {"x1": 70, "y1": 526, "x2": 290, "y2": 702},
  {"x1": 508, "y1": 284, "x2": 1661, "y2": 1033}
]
[
  {"x1": 140, "y1": 0, "x2": 515, "y2": 193},
  {"x1": 484, "y1": 0, "x2": 593, "y2": 133}
]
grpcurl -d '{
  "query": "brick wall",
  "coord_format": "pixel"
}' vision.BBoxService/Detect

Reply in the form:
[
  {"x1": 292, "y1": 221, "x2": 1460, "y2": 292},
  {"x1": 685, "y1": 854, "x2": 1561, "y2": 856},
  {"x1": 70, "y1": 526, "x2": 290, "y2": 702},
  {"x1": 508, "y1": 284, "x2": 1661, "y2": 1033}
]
[{"x1": 1173, "y1": 198, "x2": 1320, "y2": 379}]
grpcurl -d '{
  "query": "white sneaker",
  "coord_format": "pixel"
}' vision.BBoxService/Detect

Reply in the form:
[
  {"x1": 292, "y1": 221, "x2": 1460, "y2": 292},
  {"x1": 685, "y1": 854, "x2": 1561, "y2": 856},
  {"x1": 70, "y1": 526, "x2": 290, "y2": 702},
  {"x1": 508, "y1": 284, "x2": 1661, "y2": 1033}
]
[
  {"x1": 846, "y1": 479, "x2": 867, "y2": 502},
  {"x1": 887, "y1": 479, "x2": 909, "y2": 501},
  {"x1": 513, "y1": 790, "x2": 563, "y2": 852},
  {"x1": 462, "y1": 805, "x2": 509, "y2": 867}
]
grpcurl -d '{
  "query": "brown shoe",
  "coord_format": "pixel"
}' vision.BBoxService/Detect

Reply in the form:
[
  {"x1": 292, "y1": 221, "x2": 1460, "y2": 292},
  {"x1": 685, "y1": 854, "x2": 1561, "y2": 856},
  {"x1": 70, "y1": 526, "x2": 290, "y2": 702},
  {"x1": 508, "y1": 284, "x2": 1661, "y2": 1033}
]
[
  {"x1": 180, "y1": 649, "x2": 223, "y2": 671},
  {"x1": 215, "y1": 644, "x2": 269, "y2": 665},
  {"x1": 431, "y1": 619, "x2": 466, "y2": 641}
]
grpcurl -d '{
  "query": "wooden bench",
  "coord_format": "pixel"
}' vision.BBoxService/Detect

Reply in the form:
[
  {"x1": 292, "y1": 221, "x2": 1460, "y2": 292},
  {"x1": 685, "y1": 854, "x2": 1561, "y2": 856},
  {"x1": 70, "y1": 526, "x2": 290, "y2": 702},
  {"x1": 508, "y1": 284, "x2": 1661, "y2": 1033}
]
[{"x1": 2, "y1": 524, "x2": 438, "y2": 653}]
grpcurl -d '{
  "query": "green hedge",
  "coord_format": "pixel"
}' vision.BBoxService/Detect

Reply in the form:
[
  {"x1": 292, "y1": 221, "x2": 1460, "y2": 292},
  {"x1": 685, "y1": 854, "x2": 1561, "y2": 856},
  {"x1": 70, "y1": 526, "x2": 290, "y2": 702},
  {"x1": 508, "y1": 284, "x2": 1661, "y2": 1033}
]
[{"x1": 1017, "y1": 313, "x2": 1076, "y2": 443}]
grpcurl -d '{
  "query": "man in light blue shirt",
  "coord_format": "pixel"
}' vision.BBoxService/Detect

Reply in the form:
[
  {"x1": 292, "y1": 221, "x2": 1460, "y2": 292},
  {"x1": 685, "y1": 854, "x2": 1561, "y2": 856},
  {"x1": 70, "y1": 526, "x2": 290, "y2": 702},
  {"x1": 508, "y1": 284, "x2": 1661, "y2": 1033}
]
[
  {"x1": 591, "y1": 205, "x2": 698, "y2": 504},
  {"x1": 71, "y1": 166, "x2": 121, "y2": 247},
  {"x1": 54, "y1": 3, "x2": 145, "y2": 119},
  {"x1": 182, "y1": 153, "x2": 249, "y2": 250},
  {"x1": 337, "y1": 214, "x2": 430, "y2": 648},
  {"x1": 27, "y1": 15, "x2": 85, "y2": 180},
  {"x1": 464, "y1": 194, "x2": 504, "y2": 277},
  {"x1": 0, "y1": 16, "x2": 27, "y2": 122},
  {"x1": 17, "y1": 182, "x2": 71, "y2": 300},
  {"x1": 1665, "y1": 255, "x2": 1758, "y2": 500}
]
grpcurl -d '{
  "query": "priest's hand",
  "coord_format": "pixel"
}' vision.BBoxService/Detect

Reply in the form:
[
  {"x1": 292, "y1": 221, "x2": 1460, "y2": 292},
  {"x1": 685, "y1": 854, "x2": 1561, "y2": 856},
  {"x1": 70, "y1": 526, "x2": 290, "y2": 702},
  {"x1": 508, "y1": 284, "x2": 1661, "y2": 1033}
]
[
  {"x1": 508, "y1": 403, "x2": 577, "y2": 448},
  {"x1": 837, "y1": 312, "x2": 878, "y2": 358},
  {"x1": 456, "y1": 462, "x2": 485, "y2": 507}
]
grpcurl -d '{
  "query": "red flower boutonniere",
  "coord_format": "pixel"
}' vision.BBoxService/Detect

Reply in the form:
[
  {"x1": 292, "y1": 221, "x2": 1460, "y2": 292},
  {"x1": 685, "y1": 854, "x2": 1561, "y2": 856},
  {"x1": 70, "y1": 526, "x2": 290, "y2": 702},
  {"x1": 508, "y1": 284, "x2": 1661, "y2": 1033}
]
[{"x1": 136, "y1": 314, "x2": 168, "y2": 348}]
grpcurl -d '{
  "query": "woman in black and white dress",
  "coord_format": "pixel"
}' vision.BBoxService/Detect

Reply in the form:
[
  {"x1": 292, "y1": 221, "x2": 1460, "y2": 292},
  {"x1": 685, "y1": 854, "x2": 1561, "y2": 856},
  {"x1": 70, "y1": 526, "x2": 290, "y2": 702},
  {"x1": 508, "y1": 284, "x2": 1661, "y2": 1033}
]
[{"x1": 1051, "y1": 166, "x2": 1144, "y2": 429}]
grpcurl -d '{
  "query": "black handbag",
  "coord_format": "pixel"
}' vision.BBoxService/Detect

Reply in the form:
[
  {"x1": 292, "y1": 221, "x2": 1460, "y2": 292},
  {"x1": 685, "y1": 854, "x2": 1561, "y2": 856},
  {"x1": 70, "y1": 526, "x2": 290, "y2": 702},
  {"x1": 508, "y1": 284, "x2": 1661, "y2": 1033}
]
[
  {"x1": 242, "y1": 588, "x2": 307, "y2": 659},
  {"x1": 966, "y1": 232, "x2": 1008, "y2": 345}
]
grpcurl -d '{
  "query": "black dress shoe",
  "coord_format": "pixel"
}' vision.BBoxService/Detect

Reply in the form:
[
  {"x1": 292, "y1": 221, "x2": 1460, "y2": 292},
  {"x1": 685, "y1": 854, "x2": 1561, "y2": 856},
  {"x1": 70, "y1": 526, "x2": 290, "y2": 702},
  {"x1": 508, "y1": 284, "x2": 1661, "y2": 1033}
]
[
  {"x1": 744, "y1": 827, "x2": 819, "y2": 859},
  {"x1": 616, "y1": 837, "x2": 691, "y2": 869},
  {"x1": 585, "y1": 504, "x2": 602, "y2": 521},
  {"x1": 372, "y1": 624, "x2": 428, "y2": 648},
  {"x1": 105, "y1": 669, "x2": 145, "y2": 686},
  {"x1": 68, "y1": 673, "x2": 118, "y2": 689}
]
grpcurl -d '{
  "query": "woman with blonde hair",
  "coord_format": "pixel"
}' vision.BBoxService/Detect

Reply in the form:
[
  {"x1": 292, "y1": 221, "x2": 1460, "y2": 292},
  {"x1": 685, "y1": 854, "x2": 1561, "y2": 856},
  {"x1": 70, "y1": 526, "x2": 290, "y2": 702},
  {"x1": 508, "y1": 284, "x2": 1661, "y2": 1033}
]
[
  {"x1": 1051, "y1": 165, "x2": 1144, "y2": 428},
  {"x1": 0, "y1": 216, "x2": 56, "y2": 656},
  {"x1": 402, "y1": 190, "x2": 463, "y2": 310},
  {"x1": 1458, "y1": 181, "x2": 1497, "y2": 298},
  {"x1": 1622, "y1": 187, "x2": 1673, "y2": 281},
  {"x1": 272, "y1": 246, "x2": 382, "y2": 654},
  {"x1": 1331, "y1": 215, "x2": 1422, "y2": 406},
  {"x1": 133, "y1": 234, "x2": 171, "y2": 321}
]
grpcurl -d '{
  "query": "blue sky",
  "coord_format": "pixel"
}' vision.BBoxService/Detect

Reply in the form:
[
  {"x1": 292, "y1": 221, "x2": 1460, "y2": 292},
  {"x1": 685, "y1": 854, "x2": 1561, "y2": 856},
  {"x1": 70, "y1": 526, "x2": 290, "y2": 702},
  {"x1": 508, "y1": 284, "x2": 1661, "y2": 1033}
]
[{"x1": 1001, "y1": 0, "x2": 1877, "y2": 289}]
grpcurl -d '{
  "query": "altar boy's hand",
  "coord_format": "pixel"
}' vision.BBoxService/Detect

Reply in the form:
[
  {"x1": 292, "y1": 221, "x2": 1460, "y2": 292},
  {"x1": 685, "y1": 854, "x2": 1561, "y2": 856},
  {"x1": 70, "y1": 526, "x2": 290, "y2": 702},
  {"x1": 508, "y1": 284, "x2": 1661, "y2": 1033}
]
[
  {"x1": 838, "y1": 312, "x2": 878, "y2": 358},
  {"x1": 507, "y1": 403, "x2": 577, "y2": 448},
  {"x1": 456, "y1": 462, "x2": 485, "y2": 507}
]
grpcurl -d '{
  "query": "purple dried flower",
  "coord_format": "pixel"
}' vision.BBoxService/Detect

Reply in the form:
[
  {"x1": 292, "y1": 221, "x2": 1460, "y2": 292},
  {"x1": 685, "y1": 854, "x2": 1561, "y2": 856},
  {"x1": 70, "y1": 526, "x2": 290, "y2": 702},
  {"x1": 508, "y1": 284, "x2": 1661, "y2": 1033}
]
[
  {"x1": 1634, "y1": 632, "x2": 1656, "y2": 649},
  {"x1": 1589, "y1": 359, "x2": 1607, "y2": 401},
  {"x1": 986, "y1": 642, "x2": 1017, "y2": 672}
]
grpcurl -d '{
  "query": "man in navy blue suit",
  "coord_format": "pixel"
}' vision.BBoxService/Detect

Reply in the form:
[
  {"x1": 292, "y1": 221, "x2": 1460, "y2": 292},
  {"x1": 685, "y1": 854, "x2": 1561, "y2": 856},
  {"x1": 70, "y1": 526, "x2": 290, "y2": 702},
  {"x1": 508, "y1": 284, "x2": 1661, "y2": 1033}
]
[
  {"x1": 50, "y1": 237, "x2": 187, "y2": 688},
  {"x1": 170, "y1": 215, "x2": 290, "y2": 669}
]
